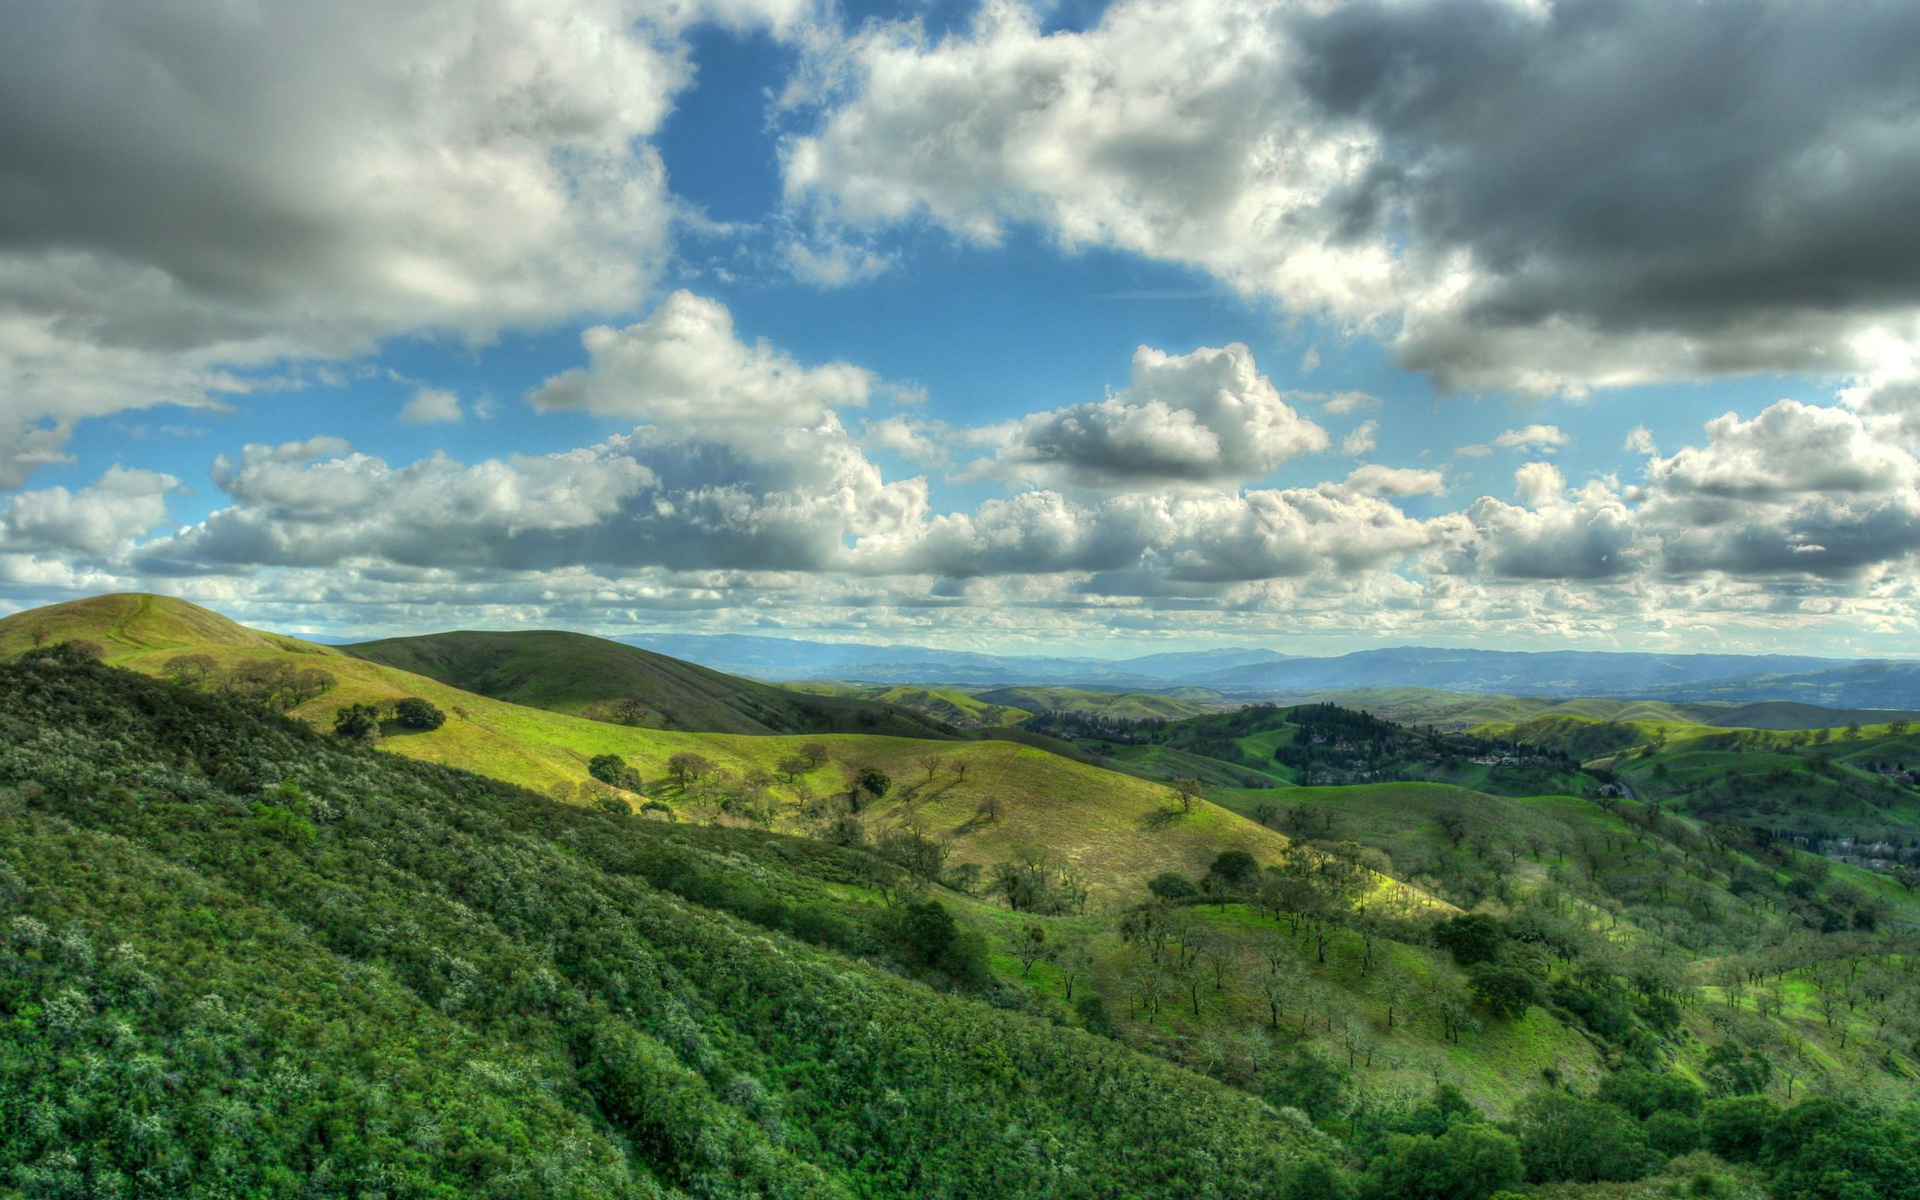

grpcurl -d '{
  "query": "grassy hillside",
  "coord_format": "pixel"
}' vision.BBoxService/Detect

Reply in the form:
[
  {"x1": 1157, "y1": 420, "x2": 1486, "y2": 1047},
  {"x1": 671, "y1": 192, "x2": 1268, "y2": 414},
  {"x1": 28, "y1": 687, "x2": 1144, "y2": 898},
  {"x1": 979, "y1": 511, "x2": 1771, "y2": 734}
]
[
  {"x1": 783, "y1": 680, "x2": 1033, "y2": 729},
  {"x1": 975, "y1": 685, "x2": 1219, "y2": 720},
  {"x1": 347, "y1": 628, "x2": 958, "y2": 738},
  {"x1": 0, "y1": 595, "x2": 1295, "y2": 905},
  {"x1": 0, "y1": 654, "x2": 1338, "y2": 1196}
]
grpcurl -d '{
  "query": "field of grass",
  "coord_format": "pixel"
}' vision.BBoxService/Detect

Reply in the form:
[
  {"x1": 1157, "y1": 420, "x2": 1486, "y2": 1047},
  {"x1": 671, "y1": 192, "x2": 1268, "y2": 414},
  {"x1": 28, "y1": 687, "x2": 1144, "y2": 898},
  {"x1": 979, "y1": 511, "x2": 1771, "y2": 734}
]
[
  {"x1": 784, "y1": 680, "x2": 1034, "y2": 728},
  {"x1": 0, "y1": 594, "x2": 1330, "y2": 906},
  {"x1": 974, "y1": 685, "x2": 1219, "y2": 720},
  {"x1": 347, "y1": 627, "x2": 957, "y2": 738}
]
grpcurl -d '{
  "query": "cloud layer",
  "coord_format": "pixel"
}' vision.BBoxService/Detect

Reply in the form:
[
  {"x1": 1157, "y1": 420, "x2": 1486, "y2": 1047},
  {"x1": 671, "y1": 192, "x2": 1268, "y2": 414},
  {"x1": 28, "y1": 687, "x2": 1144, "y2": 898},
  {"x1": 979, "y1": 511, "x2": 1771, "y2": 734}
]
[{"x1": 785, "y1": 0, "x2": 1920, "y2": 396}]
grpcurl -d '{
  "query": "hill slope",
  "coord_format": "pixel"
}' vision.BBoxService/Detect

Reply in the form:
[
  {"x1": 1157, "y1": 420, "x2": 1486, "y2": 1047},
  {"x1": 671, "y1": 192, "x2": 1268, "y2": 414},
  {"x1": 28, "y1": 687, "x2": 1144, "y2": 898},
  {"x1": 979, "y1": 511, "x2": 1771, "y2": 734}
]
[
  {"x1": 0, "y1": 595, "x2": 1298, "y2": 904},
  {"x1": 0, "y1": 654, "x2": 1334, "y2": 1196},
  {"x1": 346, "y1": 628, "x2": 959, "y2": 738}
]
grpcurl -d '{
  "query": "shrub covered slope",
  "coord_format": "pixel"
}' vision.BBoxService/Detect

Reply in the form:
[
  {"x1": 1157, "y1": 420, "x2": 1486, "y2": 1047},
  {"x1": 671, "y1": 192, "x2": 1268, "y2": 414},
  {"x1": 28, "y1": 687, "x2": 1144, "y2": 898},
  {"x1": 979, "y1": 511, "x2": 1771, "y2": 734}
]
[{"x1": 0, "y1": 656, "x2": 1330, "y2": 1197}]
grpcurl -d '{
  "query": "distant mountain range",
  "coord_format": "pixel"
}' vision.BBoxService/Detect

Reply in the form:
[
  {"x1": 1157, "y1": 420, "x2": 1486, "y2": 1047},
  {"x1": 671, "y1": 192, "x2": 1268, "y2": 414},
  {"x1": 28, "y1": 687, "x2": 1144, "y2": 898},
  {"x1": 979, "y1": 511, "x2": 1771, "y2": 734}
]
[{"x1": 630, "y1": 633, "x2": 1920, "y2": 709}]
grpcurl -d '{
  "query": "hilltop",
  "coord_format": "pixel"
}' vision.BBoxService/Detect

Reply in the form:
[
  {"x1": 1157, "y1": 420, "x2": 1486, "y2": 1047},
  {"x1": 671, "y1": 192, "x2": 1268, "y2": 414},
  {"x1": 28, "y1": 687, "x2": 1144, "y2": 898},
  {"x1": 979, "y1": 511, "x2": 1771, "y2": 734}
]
[{"x1": 346, "y1": 628, "x2": 960, "y2": 738}]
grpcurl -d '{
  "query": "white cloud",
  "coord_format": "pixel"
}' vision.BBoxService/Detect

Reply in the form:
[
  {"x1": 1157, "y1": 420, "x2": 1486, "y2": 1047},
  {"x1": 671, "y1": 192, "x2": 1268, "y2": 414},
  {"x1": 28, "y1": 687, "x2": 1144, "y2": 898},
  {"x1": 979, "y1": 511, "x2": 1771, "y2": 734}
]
[
  {"x1": 0, "y1": 0, "x2": 816, "y2": 486},
  {"x1": 400, "y1": 387, "x2": 464, "y2": 425},
  {"x1": 1494, "y1": 424, "x2": 1571, "y2": 453},
  {"x1": 1, "y1": 466, "x2": 179, "y2": 555},
  {"x1": 529, "y1": 291, "x2": 876, "y2": 428},
  {"x1": 1346, "y1": 464, "x2": 1444, "y2": 496},
  {"x1": 1340, "y1": 419, "x2": 1379, "y2": 458},
  {"x1": 978, "y1": 342, "x2": 1327, "y2": 487},
  {"x1": 1623, "y1": 425, "x2": 1657, "y2": 455}
]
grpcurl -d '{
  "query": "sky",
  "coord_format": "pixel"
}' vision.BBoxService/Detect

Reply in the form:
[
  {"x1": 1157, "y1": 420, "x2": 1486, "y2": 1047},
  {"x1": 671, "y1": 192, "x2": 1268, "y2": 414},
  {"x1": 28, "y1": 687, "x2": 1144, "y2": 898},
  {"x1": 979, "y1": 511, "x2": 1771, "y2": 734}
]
[{"x1": 3, "y1": 0, "x2": 1920, "y2": 657}]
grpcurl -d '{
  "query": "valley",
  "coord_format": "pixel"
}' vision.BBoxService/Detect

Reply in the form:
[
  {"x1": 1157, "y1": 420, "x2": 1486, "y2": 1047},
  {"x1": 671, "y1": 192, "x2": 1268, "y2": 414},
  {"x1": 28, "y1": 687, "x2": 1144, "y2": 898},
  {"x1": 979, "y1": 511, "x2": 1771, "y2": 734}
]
[{"x1": 5, "y1": 594, "x2": 1920, "y2": 1199}]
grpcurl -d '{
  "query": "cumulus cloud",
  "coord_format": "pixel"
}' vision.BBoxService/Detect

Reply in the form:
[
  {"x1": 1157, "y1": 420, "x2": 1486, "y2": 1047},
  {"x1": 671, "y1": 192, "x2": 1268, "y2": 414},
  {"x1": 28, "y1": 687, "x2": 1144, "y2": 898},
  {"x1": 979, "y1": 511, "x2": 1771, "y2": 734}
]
[
  {"x1": 1, "y1": 466, "x2": 179, "y2": 555},
  {"x1": 529, "y1": 291, "x2": 876, "y2": 427},
  {"x1": 1494, "y1": 424, "x2": 1570, "y2": 453},
  {"x1": 0, "y1": 0, "x2": 812, "y2": 486},
  {"x1": 400, "y1": 387, "x2": 463, "y2": 425},
  {"x1": 784, "y1": 0, "x2": 1920, "y2": 396},
  {"x1": 979, "y1": 342, "x2": 1327, "y2": 487}
]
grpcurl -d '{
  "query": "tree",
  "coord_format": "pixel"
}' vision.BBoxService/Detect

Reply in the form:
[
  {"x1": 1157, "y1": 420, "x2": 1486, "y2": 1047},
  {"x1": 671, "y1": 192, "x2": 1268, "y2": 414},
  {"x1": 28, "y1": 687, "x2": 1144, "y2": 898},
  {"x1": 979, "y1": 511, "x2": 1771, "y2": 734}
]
[
  {"x1": 1376, "y1": 964, "x2": 1416, "y2": 1031},
  {"x1": 1363, "y1": 1123, "x2": 1522, "y2": 1200},
  {"x1": 1596, "y1": 1069, "x2": 1704, "y2": 1120},
  {"x1": 162, "y1": 653, "x2": 218, "y2": 687},
  {"x1": 851, "y1": 767, "x2": 891, "y2": 811},
  {"x1": 799, "y1": 741, "x2": 830, "y2": 770},
  {"x1": 1013, "y1": 923, "x2": 1051, "y2": 979},
  {"x1": 1148, "y1": 871, "x2": 1199, "y2": 901},
  {"x1": 1468, "y1": 964, "x2": 1543, "y2": 1020},
  {"x1": 666, "y1": 752, "x2": 712, "y2": 787},
  {"x1": 915, "y1": 753, "x2": 942, "y2": 784},
  {"x1": 333, "y1": 703, "x2": 381, "y2": 741},
  {"x1": 1173, "y1": 776, "x2": 1203, "y2": 814},
  {"x1": 775, "y1": 752, "x2": 814, "y2": 783},
  {"x1": 392, "y1": 697, "x2": 446, "y2": 731},
  {"x1": 1252, "y1": 930, "x2": 1303, "y2": 1029},
  {"x1": 587, "y1": 753, "x2": 642, "y2": 792},
  {"x1": 1699, "y1": 1095, "x2": 1781, "y2": 1164},
  {"x1": 1513, "y1": 1090, "x2": 1651, "y2": 1185},
  {"x1": 1204, "y1": 849, "x2": 1260, "y2": 894},
  {"x1": 1054, "y1": 933, "x2": 1093, "y2": 1001},
  {"x1": 1433, "y1": 913, "x2": 1504, "y2": 966}
]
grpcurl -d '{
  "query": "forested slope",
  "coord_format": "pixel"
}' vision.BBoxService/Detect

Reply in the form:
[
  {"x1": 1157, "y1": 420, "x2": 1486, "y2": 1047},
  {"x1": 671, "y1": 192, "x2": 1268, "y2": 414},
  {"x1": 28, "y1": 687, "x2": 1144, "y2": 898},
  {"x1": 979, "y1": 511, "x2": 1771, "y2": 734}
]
[{"x1": 0, "y1": 654, "x2": 1333, "y2": 1197}]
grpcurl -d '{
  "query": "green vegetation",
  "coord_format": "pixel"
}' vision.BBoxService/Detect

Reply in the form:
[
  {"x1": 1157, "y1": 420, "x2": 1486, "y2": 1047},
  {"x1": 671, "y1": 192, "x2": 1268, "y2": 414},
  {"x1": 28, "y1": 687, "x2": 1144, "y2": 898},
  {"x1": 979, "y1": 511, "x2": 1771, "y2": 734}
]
[
  {"x1": 784, "y1": 681, "x2": 1034, "y2": 729},
  {"x1": 347, "y1": 628, "x2": 959, "y2": 738},
  {"x1": 974, "y1": 685, "x2": 1219, "y2": 721},
  {"x1": 0, "y1": 654, "x2": 1336, "y2": 1197}
]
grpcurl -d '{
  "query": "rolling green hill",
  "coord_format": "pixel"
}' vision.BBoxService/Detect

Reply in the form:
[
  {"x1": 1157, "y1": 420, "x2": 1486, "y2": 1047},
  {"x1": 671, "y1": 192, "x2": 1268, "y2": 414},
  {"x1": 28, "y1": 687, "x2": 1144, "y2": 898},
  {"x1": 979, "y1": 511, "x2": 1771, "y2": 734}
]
[
  {"x1": 346, "y1": 628, "x2": 959, "y2": 738},
  {"x1": 782, "y1": 680, "x2": 1034, "y2": 729},
  {"x1": 974, "y1": 685, "x2": 1219, "y2": 721},
  {"x1": 0, "y1": 653, "x2": 1337, "y2": 1196},
  {"x1": 0, "y1": 595, "x2": 1300, "y2": 906}
]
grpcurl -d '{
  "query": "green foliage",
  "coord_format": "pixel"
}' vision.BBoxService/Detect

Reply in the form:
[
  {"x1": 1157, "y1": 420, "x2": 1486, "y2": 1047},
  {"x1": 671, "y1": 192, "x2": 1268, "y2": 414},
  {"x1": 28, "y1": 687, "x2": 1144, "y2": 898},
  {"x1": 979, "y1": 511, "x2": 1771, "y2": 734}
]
[
  {"x1": 1433, "y1": 913, "x2": 1505, "y2": 966},
  {"x1": 330, "y1": 701, "x2": 381, "y2": 741},
  {"x1": 1362, "y1": 1122, "x2": 1523, "y2": 1200},
  {"x1": 1645, "y1": 1110, "x2": 1702, "y2": 1158},
  {"x1": 1763, "y1": 1096, "x2": 1920, "y2": 1200},
  {"x1": 1700, "y1": 1095, "x2": 1782, "y2": 1163},
  {"x1": 1597, "y1": 1068, "x2": 1706, "y2": 1120},
  {"x1": 1148, "y1": 871, "x2": 1199, "y2": 901},
  {"x1": 1514, "y1": 1089, "x2": 1652, "y2": 1184},
  {"x1": 587, "y1": 751, "x2": 643, "y2": 791},
  {"x1": 1703, "y1": 1040, "x2": 1773, "y2": 1098},
  {"x1": 1205, "y1": 848, "x2": 1260, "y2": 893},
  {"x1": 1467, "y1": 963, "x2": 1542, "y2": 1020},
  {"x1": 1263, "y1": 1047, "x2": 1349, "y2": 1124},
  {"x1": 0, "y1": 659, "x2": 1329, "y2": 1197},
  {"x1": 392, "y1": 696, "x2": 446, "y2": 730}
]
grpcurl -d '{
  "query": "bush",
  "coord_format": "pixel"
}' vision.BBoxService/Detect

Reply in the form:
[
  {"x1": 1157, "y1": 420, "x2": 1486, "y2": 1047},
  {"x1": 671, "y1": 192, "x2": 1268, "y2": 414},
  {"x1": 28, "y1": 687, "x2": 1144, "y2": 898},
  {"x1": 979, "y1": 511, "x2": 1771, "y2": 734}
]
[
  {"x1": 1515, "y1": 1090, "x2": 1652, "y2": 1184},
  {"x1": 1363, "y1": 1123, "x2": 1523, "y2": 1200},
  {"x1": 1432, "y1": 913, "x2": 1504, "y2": 966},
  {"x1": 1148, "y1": 871, "x2": 1199, "y2": 901},
  {"x1": 1699, "y1": 1095, "x2": 1781, "y2": 1164},
  {"x1": 392, "y1": 697, "x2": 446, "y2": 730},
  {"x1": 1597, "y1": 1069, "x2": 1705, "y2": 1120},
  {"x1": 1467, "y1": 964, "x2": 1542, "y2": 1020},
  {"x1": 1644, "y1": 1110, "x2": 1700, "y2": 1158},
  {"x1": 588, "y1": 752, "x2": 643, "y2": 792}
]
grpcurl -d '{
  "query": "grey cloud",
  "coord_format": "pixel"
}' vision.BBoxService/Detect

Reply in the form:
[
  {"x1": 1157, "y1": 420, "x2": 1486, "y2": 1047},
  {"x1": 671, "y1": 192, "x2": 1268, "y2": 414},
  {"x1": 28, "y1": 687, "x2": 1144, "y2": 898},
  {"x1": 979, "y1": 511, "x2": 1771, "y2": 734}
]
[
  {"x1": 0, "y1": 0, "x2": 785, "y2": 485},
  {"x1": 788, "y1": 0, "x2": 1920, "y2": 395}
]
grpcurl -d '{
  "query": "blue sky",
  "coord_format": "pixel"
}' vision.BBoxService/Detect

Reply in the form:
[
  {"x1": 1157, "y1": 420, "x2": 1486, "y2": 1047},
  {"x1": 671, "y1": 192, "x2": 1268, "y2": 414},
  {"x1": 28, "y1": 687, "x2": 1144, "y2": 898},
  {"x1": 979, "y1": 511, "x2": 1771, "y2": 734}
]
[{"x1": 4, "y1": 0, "x2": 1920, "y2": 657}]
